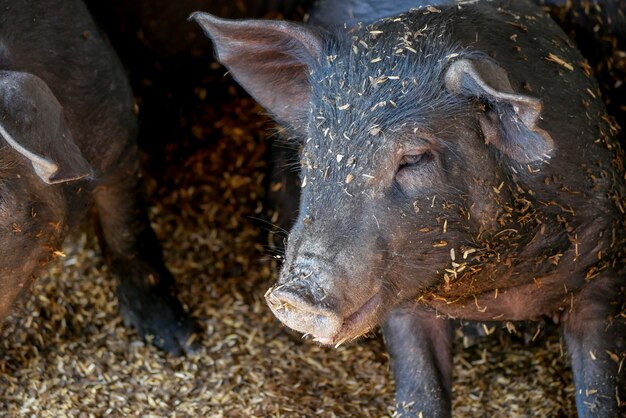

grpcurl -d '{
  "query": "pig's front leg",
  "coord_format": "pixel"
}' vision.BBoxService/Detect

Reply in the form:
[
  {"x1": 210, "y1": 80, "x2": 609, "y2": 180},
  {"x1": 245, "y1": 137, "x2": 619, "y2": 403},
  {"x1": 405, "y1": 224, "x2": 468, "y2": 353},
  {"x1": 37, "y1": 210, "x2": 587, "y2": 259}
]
[
  {"x1": 382, "y1": 303, "x2": 454, "y2": 418},
  {"x1": 93, "y1": 151, "x2": 198, "y2": 356},
  {"x1": 562, "y1": 275, "x2": 626, "y2": 418}
]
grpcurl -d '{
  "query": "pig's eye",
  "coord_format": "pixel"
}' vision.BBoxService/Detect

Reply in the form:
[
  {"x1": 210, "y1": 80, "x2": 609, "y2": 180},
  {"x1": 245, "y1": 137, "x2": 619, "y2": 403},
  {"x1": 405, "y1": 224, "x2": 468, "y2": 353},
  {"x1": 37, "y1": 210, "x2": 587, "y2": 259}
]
[
  {"x1": 398, "y1": 152, "x2": 431, "y2": 170},
  {"x1": 394, "y1": 148, "x2": 437, "y2": 195}
]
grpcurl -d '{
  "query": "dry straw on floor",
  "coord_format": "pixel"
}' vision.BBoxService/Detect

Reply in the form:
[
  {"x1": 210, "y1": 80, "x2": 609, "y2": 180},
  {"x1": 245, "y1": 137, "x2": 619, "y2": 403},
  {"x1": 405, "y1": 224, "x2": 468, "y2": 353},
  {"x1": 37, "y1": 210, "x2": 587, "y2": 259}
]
[
  {"x1": 0, "y1": 2, "x2": 623, "y2": 417},
  {"x1": 0, "y1": 92, "x2": 578, "y2": 417}
]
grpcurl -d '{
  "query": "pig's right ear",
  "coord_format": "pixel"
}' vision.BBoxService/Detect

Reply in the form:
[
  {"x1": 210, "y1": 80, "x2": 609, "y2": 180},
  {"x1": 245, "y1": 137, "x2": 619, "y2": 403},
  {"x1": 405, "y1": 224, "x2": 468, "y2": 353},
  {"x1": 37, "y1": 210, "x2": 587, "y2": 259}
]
[
  {"x1": 0, "y1": 72, "x2": 93, "y2": 184},
  {"x1": 191, "y1": 12, "x2": 323, "y2": 130}
]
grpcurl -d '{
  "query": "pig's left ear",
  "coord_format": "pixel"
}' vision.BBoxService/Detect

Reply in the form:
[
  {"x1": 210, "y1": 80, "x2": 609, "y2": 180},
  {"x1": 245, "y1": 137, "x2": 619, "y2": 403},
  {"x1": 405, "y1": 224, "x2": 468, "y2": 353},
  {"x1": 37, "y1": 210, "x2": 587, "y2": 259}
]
[
  {"x1": 191, "y1": 12, "x2": 324, "y2": 130},
  {"x1": 444, "y1": 57, "x2": 553, "y2": 163},
  {"x1": 0, "y1": 72, "x2": 93, "y2": 184}
]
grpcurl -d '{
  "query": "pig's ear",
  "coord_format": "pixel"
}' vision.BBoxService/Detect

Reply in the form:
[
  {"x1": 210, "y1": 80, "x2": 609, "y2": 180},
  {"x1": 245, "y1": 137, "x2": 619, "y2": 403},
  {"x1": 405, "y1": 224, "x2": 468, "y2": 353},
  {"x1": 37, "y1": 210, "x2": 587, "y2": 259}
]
[
  {"x1": 0, "y1": 72, "x2": 93, "y2": 184},
  {"x1": 191, "y1": 12, "x2": 323, "y2": 129},
  {"x1": 444, "y1": 57, "x2": 553, "y2": 163}
]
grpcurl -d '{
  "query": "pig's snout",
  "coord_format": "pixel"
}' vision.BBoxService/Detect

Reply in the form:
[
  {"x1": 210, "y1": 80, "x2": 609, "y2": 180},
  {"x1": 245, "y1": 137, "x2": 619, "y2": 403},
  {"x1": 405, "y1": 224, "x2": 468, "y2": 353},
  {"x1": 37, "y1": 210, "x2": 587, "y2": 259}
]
[
  {"x1": 265, "y1": 261, "x2": 384, "y2": 346},
  {"x1": 265, "y1": 265, "x2": 344, "y2": 344}
]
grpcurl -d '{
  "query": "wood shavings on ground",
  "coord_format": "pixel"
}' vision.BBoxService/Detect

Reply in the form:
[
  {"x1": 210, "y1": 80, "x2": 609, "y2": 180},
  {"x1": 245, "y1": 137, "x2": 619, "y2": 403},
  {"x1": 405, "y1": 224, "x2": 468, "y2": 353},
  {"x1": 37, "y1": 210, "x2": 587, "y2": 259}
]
[
  {"x1": 0, "y1": 88, "x2": 576, "y2": 417},
  {"x1": 1, "y1": 1, "x2": 624, "y2": 416}
]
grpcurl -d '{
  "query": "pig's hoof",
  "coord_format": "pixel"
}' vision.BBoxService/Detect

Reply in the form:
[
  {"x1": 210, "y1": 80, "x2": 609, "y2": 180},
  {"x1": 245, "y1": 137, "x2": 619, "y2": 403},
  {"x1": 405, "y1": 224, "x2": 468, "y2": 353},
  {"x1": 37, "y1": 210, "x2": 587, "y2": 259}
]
[{"x1": 118, "y1": 292, "x2": 200, "y2": 356}]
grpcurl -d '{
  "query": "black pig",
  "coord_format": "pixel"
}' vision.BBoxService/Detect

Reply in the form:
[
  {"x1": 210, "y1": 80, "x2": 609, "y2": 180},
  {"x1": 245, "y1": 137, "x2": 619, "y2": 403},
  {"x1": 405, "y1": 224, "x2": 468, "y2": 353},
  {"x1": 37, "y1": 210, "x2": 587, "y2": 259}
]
[
  {"x1": 0, "y1": 0, "x2": 195, "y2": 355},
  {"x1": 192, "y1": 0, "x2": 626, "y2": 416}
]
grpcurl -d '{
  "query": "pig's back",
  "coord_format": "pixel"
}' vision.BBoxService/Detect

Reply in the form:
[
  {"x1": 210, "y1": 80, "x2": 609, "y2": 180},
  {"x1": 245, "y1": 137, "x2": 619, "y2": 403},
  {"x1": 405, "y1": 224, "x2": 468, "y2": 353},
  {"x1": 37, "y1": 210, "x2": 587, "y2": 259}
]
[
  {"x1": 0, "y1": 0, "x2": 137, "y2": 175},
  {"x1": 309, "y1": 0, "x2": 461, "y2": 28}
]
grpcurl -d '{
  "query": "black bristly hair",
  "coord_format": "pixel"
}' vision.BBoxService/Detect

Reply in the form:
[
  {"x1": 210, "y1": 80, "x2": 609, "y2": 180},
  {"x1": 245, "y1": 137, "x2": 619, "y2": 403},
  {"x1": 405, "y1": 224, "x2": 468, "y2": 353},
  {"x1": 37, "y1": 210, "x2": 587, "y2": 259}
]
[{"x1": 291, "y1": 8, "x2": 473, "y2": 194}]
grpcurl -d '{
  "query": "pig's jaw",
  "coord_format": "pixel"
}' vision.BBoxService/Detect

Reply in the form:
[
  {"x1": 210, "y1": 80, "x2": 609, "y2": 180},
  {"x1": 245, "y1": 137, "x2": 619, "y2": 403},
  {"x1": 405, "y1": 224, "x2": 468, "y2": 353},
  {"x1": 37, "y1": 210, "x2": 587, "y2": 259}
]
[{"x1": 313, "y1": 290, "x2": 383, "y2": 346}]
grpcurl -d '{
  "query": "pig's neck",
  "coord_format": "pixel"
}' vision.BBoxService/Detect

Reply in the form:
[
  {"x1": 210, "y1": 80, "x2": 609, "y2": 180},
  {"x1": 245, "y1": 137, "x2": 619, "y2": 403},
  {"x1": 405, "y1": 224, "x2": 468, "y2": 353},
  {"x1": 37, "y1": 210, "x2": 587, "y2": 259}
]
[{"x1": 420, "y1": 177, "x2": 624, "y2": 322}]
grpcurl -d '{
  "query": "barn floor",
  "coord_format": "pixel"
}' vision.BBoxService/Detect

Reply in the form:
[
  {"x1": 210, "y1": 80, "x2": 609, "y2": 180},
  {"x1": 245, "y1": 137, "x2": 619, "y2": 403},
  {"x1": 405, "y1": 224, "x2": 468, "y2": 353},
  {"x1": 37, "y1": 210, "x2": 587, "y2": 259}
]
[
  {"x1": 0, "y1": 2, "x2": 623, "y2": 417},
  {"x1": 0, "y1": 87, "x2": 579, "y2": 418}
]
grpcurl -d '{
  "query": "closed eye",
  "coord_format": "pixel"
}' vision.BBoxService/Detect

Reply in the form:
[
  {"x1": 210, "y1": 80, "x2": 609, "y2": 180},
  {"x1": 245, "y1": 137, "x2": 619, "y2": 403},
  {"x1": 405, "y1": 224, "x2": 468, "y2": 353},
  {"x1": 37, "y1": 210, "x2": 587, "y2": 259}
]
[{"x1": 398, "y1": 152, "x2": 432, "y2": 171}]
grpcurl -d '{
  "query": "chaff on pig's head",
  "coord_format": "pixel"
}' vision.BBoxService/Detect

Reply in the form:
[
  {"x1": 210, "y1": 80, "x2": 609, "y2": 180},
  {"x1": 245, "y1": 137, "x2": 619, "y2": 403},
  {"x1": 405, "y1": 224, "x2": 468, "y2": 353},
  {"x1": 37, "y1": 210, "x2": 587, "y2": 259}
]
[{"x1": 194, "y1": 11, "x2": 554, "y2": 344}]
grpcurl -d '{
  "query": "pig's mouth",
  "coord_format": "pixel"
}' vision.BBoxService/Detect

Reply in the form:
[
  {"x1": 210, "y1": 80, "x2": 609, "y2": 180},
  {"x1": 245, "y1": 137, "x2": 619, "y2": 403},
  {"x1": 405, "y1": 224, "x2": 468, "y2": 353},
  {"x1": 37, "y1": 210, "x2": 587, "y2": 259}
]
[{"x1": 312, "y1": 290, "x2": 383, "y2": 346}]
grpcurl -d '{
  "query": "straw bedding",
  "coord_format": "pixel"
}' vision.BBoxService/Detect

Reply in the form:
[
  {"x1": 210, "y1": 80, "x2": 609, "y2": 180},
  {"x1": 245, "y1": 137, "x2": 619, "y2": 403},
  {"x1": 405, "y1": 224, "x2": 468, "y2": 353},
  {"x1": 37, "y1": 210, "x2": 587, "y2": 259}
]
[{"x1": 0, "y1": 2, "x2": 623, "y2": 416}]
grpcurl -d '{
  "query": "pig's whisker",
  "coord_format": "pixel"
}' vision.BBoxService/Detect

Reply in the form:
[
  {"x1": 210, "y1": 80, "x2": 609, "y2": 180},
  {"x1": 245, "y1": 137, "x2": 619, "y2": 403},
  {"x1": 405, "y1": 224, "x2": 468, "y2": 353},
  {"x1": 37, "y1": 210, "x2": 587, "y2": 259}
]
[{"x1": 247, "y1": 216, "x2": 290, "y2": 235}]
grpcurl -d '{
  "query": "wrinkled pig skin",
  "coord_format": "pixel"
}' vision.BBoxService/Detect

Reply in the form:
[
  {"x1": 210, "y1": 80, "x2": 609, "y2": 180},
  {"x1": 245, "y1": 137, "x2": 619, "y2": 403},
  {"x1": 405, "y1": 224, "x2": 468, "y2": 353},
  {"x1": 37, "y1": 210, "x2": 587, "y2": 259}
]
[
  {"x1": 0, "y1": 0, "x2": 196, "y2": 356},
  {"x1": 192, "y1": 0, "x2": 626, "y2": 416}
]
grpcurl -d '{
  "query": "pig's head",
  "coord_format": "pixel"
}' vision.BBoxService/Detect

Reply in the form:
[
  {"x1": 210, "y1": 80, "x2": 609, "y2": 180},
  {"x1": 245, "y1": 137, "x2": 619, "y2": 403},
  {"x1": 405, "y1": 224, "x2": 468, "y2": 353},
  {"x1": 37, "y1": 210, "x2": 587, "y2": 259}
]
[
  {"x1": 193, "y1": 12, "x2": 554, "y2": 345},
  {"x1": 0, "y1": 71, "x2": 93, "y2": 316}
]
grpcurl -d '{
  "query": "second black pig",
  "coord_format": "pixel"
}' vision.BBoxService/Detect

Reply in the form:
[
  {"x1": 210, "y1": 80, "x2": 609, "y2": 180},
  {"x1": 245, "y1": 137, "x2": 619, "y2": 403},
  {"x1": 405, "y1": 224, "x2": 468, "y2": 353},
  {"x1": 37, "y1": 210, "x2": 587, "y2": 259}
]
[
  {"x1": 0, "y1": 0, "x2": 196, "y2": 355},
  {"x1": 193, "y1": 0, "x2": 625, "y2": 416}
]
